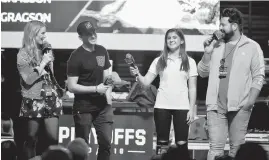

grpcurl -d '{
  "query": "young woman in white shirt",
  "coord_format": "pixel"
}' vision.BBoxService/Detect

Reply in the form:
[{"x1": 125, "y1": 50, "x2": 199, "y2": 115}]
[{"x1": 130, "y1": 28, "x2": 198, "y2": 158}]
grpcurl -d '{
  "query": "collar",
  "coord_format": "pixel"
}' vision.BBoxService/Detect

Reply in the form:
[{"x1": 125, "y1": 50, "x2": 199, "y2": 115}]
[
  {"x1": 167, "y1": 54, "x2": 181, "y2": 60},
  {"x1": 237, "y1": 34, "x2": 250, "y2": 47},
  {"x1": 82, "y1": 44, "x2": 95, "y2": 52}
]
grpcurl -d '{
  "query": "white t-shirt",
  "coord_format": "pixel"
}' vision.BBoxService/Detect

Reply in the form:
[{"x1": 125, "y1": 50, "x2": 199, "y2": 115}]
[{"x1": 148, "y1": 56, "x2": 198, "y2": 110}]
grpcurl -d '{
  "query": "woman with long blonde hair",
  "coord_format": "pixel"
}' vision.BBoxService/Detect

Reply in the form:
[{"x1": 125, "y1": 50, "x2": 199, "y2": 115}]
[
  {"x1": 130, "y1": 28, "x2": 198, "y2": 159},
  {"x1": 17, "y1": 20, "x2": 62, "y2": 159}
]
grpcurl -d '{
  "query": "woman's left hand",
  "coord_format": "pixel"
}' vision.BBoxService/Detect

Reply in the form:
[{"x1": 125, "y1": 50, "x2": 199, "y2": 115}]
[
  {"x1": 46, "y1": 50, "x2": 54, "y2": 62},
  {"x1": 186, "y1": 110, "x2": 194, "y2": 125}
]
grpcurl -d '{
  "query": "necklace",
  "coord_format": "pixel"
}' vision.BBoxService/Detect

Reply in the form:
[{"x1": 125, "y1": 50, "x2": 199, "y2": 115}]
[{"x1": 219, "y1": 35, "x2": 242, "y2": 79}]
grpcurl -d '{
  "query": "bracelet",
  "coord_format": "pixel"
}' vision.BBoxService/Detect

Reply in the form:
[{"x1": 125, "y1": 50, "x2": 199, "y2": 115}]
[{"x1": 95, "y1": 86, "x2": 98, "y2": 93}]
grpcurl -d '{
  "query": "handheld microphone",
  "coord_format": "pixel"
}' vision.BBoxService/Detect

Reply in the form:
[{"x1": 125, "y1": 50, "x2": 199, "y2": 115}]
[
  {"x1": 125, "y1": 53, "x2": 136, "y2": 68},
  {"x1": 41, "y1": 41, "x2": 54, "y2": 69},
  {"x1": 41, "y1": 41, "x2": 52, "y2": 53},
  {"x1": 124, "y1": 53, "x2": 138, "y2": 77},
  {"x1": 104, "y1": 75, "x2": 114, "y2": 86},
  {"x1": 207, "y1": 30, "x2": 225, "y2": 45}
]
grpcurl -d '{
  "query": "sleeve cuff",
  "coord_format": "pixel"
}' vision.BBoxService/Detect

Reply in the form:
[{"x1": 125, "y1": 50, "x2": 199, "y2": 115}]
[
  {"x1": 104, "y1": 63, "x2": 112, "y2": 70},
  {"x1": 148, "y1": 70, "x2": 157, "y2": 76},
  {"x1": 189, "y1": 73, "x2": 198, "y2": 77},
  {"x1": 251, "y1": 80, "x2": 264, "y2": 91},
  {"x1": 199, "y1": 60, "x2": 210, "y2": 69},
  {"x1": 34, "y1": 66, "x2": 42, "y2": 75}
]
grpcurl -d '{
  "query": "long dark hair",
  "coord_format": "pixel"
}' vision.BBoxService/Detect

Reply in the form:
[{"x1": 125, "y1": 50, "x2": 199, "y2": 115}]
[{"x1": 157, "y1": 28, "x2": 189, "y2": 72}]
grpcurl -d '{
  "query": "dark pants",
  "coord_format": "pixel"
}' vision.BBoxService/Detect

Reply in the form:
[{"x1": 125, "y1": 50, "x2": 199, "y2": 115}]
[
  {"x1": 154, "y1": 108, "x2": 189, "y2": 157},
  {"x1": 23, "y1": 117, "x2": 59, "y2": 160},
  {"x1": 73, "y1": 105, "x2": 114, "y2": 160}
]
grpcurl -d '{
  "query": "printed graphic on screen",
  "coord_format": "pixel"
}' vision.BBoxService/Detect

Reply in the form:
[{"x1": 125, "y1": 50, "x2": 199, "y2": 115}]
[
  {"x1": 1, "y1": 0, "x2": 220, "y2": 35},
  {"x1": 59, "y1": 114, "x2": 154, "y2": 160}
]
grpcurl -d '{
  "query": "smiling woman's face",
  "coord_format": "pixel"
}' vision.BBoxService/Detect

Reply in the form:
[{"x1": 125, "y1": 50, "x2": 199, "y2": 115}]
[
  {"x1": 35, "y1": 26, "x2": 46, "y2": 46},
  {"x1": 166, "y1": 31, "x2": 182, "y2": 52}
]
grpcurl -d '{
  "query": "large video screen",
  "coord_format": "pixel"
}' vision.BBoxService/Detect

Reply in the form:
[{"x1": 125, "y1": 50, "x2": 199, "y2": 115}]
[{"x1": 1, "y1": 0, "x2": 220, "y2": 51}]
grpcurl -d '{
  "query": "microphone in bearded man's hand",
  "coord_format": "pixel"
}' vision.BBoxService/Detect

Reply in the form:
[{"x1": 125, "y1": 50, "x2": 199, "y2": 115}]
[{"x1": 205, "y1": 30, "x2": 225, "y2": 46}]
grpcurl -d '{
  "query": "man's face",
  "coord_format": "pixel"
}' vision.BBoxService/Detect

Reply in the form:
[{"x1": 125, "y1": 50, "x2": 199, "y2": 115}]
[
  {"x1": 220, "y1": 17, "x2": 234, "y2": 41},
  {"x1": 81, "y1": 32, "x2": 97, "y2": 45}
]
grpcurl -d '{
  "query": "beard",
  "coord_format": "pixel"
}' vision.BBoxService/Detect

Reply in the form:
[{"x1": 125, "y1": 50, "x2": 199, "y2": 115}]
[{"x1": 223, "y1": 30, "x2": 234, "y2": 42}]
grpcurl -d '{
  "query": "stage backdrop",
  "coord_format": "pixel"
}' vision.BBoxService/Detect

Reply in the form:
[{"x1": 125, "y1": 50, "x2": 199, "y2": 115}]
[
  {"x1": 58, "y1": 112, "x2": 154, "y2": 160},
  {"x1": 1, "y1": 0, "x2": 220, "y2": 51}
]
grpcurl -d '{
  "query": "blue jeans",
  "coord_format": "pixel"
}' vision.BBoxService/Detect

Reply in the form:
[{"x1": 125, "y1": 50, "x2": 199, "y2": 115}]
[{"x1": 207, "y1": 109, "x2": 251, "y2": 160}]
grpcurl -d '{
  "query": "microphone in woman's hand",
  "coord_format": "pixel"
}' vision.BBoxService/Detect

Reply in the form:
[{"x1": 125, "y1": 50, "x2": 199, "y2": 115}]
[
  {"x1": 124, "y1": 53, "x2": 136, "y2": 68},
  {"x1": 124, "y1": 53, "x2": 138, "y2": 76},
  {"x1": 41, "y1": 41, "x2": 52, "y2": 53},
  {"x1": 41, "y1": 41, "x2": 54, "y2": 69}
]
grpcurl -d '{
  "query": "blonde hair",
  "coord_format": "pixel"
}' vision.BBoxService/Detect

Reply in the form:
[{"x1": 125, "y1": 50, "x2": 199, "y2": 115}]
[{"x1": 22, "y1": 20, "x2": 46, "y2": 66}]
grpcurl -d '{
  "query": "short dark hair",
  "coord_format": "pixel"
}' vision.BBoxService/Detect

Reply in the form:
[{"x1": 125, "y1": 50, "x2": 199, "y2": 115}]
[
  {"x1": 221, "y1": 8, "x2": 244, "y2": 32},
  {"x1": 215, "y1": 155, "x2": 233, "y2": 160},
  {"x1": 235, "y1": 142, "x2": 268, "y2": 160},
  {"x1": 67, "y1": 138, "x2": 89, "y2": 160},
  {"x1": 42, "y1": 145, "x2": 72, "y2": 160}
]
